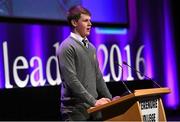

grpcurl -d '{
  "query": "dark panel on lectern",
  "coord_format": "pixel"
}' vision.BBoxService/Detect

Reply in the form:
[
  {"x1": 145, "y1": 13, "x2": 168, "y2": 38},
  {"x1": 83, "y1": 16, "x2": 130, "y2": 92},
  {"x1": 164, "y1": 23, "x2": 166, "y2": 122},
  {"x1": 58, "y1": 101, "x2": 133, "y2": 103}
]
[
  {"x1": 106, "y1": 80, "x2": 154, "y2": 97},
  {"x1": 0, "y1": 85, "x2": 61, "y2": 120}
]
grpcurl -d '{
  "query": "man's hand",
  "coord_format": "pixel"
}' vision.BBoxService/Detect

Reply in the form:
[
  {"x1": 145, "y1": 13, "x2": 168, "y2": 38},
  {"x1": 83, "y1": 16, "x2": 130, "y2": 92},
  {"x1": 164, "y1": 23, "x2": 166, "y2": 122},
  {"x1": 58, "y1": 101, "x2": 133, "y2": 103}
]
[
  {"x1": 95, "y1": 98, "x2": 111, "y2": 107},
  {"x1": 112, "y1": 96, "x2": 121, "y2": 101}
]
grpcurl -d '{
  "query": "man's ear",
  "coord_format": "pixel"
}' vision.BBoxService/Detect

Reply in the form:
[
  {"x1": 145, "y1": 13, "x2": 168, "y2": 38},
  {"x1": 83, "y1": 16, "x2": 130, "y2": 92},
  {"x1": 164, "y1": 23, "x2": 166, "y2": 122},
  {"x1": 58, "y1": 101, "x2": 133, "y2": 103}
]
[{"x1": 71, "y1": 20, "x2": 78, "y2": 28}]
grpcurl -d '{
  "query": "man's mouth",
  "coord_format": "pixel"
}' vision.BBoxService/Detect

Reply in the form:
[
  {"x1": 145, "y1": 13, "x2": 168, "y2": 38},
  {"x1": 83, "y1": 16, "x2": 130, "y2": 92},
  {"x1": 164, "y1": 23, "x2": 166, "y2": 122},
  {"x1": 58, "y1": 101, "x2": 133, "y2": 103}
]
[{"x1": 87, "y1": 28, "x2": 91, "y2": 31}]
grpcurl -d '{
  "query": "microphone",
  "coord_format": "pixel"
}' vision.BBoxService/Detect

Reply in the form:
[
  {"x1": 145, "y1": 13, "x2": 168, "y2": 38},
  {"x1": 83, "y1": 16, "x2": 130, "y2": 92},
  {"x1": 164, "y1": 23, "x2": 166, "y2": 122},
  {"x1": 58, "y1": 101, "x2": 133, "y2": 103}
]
[
  {"x1": 114, "y1": 62, "x2": 132, "y2": 94},
  {"x1": 122, "y1": 61, "x2": 161, "y2": 88}
]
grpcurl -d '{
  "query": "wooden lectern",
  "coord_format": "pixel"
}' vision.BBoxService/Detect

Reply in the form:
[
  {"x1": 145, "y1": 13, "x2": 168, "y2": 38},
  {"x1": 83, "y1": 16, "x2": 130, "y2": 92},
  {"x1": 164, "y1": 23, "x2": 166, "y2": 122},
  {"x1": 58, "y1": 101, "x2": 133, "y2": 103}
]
[{"x1": 87, "y1": 88, "x2": 170, "y2": 121}]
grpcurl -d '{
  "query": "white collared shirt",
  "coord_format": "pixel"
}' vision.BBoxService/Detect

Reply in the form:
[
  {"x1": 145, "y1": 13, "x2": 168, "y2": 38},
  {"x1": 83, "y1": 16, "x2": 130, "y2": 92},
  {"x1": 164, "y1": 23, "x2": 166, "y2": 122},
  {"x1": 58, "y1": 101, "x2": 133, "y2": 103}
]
[{"x1": 70, "y1": 32, "x2": 89, "y2": 48}]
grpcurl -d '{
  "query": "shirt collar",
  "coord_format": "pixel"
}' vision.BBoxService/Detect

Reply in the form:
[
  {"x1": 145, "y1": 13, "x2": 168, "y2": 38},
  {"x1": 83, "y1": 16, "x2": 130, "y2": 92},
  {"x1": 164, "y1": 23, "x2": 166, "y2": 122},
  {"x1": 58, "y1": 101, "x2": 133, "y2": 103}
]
[{"x1": 70, "y1": 32, "x2": 89, "y2": 47}]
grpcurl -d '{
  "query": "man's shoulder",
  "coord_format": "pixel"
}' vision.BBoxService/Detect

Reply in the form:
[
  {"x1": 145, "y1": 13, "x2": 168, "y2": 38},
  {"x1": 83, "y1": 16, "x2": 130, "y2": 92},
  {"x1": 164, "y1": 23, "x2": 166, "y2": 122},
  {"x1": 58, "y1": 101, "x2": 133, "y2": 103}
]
[
  {"x1": 59, "y1": 36, "x2": 76, "y2": 48},
  {"x1": 56, "y1": 36, "x2": 75, "y2": 55},
  {"x1": 62, "y1": 36, "x2": 73, "y2": 44},
  {"x1": 89, "y1": 42, "x2": 96, "y2": 50}
]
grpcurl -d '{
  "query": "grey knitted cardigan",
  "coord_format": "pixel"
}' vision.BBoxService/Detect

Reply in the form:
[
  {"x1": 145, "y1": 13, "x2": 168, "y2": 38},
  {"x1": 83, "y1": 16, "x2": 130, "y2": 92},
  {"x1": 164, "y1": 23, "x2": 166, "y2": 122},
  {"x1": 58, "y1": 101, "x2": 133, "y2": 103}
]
[{"x1": 57, "y1": 36, "x2": 112, "y2": 107}]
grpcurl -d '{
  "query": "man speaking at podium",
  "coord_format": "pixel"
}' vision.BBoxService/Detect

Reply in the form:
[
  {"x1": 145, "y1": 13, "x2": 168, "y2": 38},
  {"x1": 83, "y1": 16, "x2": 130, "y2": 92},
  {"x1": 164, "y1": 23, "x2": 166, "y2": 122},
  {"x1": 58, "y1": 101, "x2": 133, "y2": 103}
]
[{"x1": 56, "y1": 5, "x2": 112, "y2": 121}]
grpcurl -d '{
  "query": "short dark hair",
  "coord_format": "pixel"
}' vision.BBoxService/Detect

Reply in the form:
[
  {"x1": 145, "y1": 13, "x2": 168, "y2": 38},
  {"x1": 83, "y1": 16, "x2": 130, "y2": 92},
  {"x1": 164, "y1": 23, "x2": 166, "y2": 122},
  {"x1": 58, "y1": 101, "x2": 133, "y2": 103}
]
[{"x1": 67, "y1": 5, "x2": 91, "y2": 26}]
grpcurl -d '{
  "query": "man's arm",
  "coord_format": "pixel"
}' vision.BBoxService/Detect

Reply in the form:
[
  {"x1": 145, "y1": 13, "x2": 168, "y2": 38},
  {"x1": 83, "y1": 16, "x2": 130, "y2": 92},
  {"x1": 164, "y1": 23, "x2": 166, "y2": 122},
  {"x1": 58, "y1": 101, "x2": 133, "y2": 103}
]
[
  {"x1": 95, "y1": 54, "x2": 112, "y2": 100},
  {"x1": 57, "y1": 44, "x2": 96, "y2": 106}
]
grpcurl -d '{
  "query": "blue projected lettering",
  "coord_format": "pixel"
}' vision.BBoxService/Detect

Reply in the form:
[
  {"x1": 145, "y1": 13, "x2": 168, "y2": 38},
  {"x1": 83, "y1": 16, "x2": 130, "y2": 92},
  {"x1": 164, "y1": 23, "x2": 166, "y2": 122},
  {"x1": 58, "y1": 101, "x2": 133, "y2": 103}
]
[
  {"x1": 1, "y1": 40, "x2": 145, "y2": 89},
  {"x1": 2, "y1": 41, "x2": 61, "y2": 89}
]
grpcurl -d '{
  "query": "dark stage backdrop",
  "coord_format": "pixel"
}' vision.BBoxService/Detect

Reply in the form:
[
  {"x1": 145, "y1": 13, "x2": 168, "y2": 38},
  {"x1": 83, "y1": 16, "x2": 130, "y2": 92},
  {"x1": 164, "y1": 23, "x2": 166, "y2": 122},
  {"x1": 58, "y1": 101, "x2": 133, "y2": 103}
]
[{"x1": 0, "y1": 0, "x2": 179, "y2": 112}]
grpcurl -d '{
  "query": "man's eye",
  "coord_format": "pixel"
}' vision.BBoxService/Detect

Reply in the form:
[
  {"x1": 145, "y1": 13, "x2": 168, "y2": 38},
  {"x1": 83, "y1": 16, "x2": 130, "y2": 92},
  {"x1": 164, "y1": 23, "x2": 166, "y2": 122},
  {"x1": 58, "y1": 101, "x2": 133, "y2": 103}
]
[{"x1": 83, "y1": 19, "x2": 89, "y2": 22}]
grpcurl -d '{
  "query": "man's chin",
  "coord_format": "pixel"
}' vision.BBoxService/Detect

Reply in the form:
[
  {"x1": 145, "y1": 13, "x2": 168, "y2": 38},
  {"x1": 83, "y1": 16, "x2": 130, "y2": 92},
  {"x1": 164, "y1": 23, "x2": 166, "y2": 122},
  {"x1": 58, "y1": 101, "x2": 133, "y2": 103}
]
[
  {"x1": 81, "y1": 32, "x2": 90, "y2": 37},
  {"x1": 85, "y1": 32, "x2": 90, "y2": 36}
]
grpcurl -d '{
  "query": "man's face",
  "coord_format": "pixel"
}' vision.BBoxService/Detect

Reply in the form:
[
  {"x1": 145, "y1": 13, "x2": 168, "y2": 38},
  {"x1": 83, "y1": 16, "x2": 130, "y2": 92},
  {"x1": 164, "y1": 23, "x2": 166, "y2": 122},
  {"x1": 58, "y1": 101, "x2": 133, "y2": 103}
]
[{"x1": 74, "y1": 14, "x2": 92, "y2": 37}]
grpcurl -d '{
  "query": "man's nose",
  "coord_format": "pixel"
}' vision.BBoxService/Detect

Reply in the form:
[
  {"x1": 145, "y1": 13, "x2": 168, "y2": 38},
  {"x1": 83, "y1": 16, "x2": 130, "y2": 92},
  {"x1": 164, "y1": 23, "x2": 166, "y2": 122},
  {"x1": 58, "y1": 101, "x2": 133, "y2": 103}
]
[{"x1": 88, "y1": 21, "x2": 92, "y2": 26}]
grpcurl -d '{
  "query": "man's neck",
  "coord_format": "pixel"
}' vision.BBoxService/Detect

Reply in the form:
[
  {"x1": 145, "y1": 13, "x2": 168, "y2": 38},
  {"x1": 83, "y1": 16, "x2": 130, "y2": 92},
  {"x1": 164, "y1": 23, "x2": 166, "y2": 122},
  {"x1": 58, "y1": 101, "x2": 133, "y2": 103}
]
[{"x1": 73, "y1": 29, "x2": 85, "y2": 38}]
